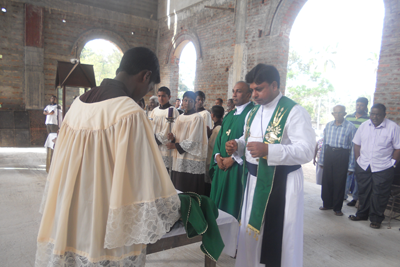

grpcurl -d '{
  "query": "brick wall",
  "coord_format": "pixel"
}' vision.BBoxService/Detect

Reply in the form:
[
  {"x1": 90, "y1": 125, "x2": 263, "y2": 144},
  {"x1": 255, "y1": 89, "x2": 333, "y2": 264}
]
[
  {"x1": 157, "y1": 0, "x2": 236, "y2": 110},
  {"x1": 2, "y1": 0, "x2": 400, "y2": 148},
  {"x1": 0, "y1": 0, "x2": 158, "y2": 146},
  {"x1": 375, "y1": 0, "x2": 400, "y2": 122},
  {"x1": 0, "y1": 2, "x2": 25, "y2": 110}
]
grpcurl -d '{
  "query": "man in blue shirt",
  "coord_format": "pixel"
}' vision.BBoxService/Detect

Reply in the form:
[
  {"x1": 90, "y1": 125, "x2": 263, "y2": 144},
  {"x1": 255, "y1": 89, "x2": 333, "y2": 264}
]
[{"x1": 319, "y1": 105, "x2": 357, "y2": 216}]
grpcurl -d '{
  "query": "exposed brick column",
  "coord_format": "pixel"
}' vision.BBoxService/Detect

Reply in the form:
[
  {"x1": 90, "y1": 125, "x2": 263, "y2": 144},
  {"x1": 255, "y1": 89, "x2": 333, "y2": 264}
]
[
  {"x1": 375, "y1": 0, "x2": 400, "y2": 122},
  {"x1": 24, "y1": 4, "x2": 44, "y2": 109}
]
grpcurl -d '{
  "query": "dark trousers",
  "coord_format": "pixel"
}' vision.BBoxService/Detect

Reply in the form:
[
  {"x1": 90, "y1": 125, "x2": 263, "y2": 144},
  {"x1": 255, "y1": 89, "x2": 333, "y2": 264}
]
[
  {"x1": 321, "y1": 146, "x2": 350, "y2": 211},
  {"x1": 355, "y1": 163, "x2": 394, "y2": 223},
  {"x1": 46, "y1": 124, "x2": 59, "y2": 134}
]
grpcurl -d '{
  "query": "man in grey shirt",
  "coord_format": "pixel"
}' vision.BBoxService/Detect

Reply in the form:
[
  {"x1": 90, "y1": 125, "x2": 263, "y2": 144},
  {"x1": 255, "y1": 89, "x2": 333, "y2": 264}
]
[{"x1": 349, "y1": 103, "x2": 400, "y2": 229}]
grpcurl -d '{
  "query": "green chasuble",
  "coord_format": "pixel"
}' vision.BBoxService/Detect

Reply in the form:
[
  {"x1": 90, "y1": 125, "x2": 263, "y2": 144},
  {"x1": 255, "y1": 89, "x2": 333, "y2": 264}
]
[{"x1": 209, "y1": 102, "x2": 255, "y2": 219}]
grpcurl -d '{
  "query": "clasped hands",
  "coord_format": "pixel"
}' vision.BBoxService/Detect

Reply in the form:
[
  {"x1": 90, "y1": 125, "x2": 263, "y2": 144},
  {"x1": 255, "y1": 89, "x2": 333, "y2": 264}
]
[
  {"x1": 166, "y1": 133, "x2": 176, "y2": 149},
  {"x1": 216, "y1": 154, "x2": 235, "y2": 171},
  {"x1": 225, "y1": 140, "x2": 268, "y2": 158}
]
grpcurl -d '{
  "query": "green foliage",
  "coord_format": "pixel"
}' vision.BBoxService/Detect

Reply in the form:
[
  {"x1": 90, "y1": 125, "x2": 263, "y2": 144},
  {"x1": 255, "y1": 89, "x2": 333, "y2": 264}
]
[
  {"x1": 286, "y1": 47, "x2": 336, "y2": 125},
  {"x1": 80, "y1": 43, "x2": 122, "y2": 86}
]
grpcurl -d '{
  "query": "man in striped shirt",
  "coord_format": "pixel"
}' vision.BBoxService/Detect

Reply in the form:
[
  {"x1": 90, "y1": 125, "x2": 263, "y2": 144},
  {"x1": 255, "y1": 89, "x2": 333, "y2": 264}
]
[
  {"x1": 344, "y1": 97, "x2": 369, "y2": 206},
  {"x1": 319, "y1": 105, "x2": 357, "y2": 216}
]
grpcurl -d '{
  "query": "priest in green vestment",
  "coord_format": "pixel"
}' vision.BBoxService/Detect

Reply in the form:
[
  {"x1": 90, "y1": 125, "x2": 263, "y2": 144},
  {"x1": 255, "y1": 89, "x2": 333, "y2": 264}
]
[{"x1": 209, "y1": 81, "x2": 254, "y2": 219}]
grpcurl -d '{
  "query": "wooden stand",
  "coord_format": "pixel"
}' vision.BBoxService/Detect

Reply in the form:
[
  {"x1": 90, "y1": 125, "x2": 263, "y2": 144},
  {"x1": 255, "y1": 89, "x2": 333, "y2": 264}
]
[{"x1": 146, "y1": 234, "x2": 216, "y2": 267}]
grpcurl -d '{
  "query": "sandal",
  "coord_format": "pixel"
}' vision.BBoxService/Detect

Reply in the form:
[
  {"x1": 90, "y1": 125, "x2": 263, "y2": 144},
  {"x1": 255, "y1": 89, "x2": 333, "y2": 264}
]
[
  {"x1": 370, "y1": 222, "x2": 381, "y2": 229},
  {"x1": 349, "y1": 215, "x2": 368, "y2": 221}
]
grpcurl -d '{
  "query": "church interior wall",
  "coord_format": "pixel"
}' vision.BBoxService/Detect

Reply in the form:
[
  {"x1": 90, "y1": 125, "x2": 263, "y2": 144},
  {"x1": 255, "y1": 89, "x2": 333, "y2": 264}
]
[
  {"x1": 157, "y1": 0, "x2": 236, "y2": 109},
  {"x1": 2, "y1": 0, "x2": 400, "y2": 147},
  {"x1": 0, "y1": 0, "x2": 158, "y2": 147}
]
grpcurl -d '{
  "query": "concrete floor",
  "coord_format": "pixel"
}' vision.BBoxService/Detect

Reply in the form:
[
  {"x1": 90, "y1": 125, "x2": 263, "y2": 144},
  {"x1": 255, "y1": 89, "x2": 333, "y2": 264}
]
[{"x1": 0, "y1": 148, "x2": 399, "y2": 267}]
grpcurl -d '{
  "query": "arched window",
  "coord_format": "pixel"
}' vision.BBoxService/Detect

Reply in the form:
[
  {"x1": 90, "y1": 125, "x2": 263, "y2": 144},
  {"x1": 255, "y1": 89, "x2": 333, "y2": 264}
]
[
  {"x1": 177, "y1": 42, "x2": 197, "y2": 99},
  {"x1": 80, "y1": 39, "x2": 123, "y2": 87}
]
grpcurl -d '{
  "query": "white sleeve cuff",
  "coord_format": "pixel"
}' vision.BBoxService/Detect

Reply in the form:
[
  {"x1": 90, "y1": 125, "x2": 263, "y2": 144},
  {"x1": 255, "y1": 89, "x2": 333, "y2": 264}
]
[
  {"x1": 232, "y1": 152, "x2": 243, "y2": 165},
  {"x1": 214, "y1": 153, "x2": 220, "y2": 163},
  {"x1": 236, "y1": 138, "x2": 245, "y2": 158},
  {"x1": 266, "y1": 144, "x2": 284, "y2": 166}
]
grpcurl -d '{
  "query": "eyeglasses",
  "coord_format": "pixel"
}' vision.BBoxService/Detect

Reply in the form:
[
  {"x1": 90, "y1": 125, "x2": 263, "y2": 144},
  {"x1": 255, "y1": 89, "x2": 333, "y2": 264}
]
[{"x1": 332, "y1": 112, "x2": 345, "y2": 115}]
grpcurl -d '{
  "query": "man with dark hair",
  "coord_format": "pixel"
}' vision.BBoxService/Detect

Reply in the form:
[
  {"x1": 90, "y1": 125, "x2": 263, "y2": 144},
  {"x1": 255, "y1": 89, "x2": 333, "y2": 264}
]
[
  {"x1": 36, "y1": 47, "x2": 180, "y2": 266},
  {"x1": 149, "y1": 86, "x2": 180, "y2": 169},
  {"x1": 215, "y1": 98, "x2": 223, "y2": 106},
  {"x1": 319, "y1": 105, "x2": 356, "y2": 216},
  {"x1": 166, "y1": 91, "x2": 208, "y2": 195},
  {"x1": 205, "y1": 105, "x2": 225, "y2": 196},
  {"x1": 344, "y1": 97, "x2": 370, "y2": 206},
  {"x1": 210, "y1": 81, "x2": 254, "y2": 219},
  {"x1": 225, "y1": 98, "x2": 235, "y2": 116},
  {"x1": 175, "y1": 98, "x2": 184, "y2": 114},
  {"x1": 349, "y1": 103, "x2": 400, "y2": 229},
  {"x1": 43, "y1": 95, "x2": 62, "y2": 134},
  {"x1": 225, "y1": 64, "x2": 315, "y2": 267},
  {"x1": 195, "y1": 90, "x2": 212, "y2": 129}
]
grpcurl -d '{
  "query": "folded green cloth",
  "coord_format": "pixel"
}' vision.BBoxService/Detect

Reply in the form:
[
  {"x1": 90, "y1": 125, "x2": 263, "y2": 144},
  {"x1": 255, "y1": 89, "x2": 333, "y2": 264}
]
[{"x1": 178, "y1": 192, "x2": 225, "y2": 262}]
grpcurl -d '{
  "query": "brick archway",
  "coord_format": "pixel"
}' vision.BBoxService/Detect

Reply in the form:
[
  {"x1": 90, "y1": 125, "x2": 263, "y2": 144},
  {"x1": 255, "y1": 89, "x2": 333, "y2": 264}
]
[
  {"x1": 166, "y1": 32, "x2": 202, "y2": 65},
  {"x1": 164, "y1": 32, "x2": 201, "y2": 99},
  {"x1": 70, "y1": 28, "x2": 131, "y2": 58}
]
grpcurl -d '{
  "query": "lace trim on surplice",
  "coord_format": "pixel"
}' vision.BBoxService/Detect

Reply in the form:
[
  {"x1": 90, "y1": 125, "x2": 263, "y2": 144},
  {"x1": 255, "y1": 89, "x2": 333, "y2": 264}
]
[
  {"x1": 35, "y1": 242, "x2": 146, "y2": 267},
  {"x1": 179, "y1": 140, "x2": 207, "y2": 158},
  {"x1": 174, "y1": 158, "x2": 206, "y2": 174},
  {"x1": 104, "y1": 194, "x2": 180, "y2": 249}
]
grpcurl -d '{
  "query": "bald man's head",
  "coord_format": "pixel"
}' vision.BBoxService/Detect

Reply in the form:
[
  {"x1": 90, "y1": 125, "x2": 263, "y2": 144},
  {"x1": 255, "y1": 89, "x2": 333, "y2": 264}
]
[
  {"x1": 332, "y1": 105, "x2": 347, "y2": 124},
  {"x1": 232, "y1": 81, "x2": 252, "y2": 106}
]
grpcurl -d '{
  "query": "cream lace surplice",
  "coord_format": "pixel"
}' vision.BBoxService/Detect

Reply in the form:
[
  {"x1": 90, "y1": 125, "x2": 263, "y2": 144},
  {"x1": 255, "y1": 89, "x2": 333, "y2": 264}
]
[
  {"x1": 171, "y1": 113, "x2": 208, "y2": 174},
  {"x1": 149, "y1": 106, "x2": 180, "y2": 168},
  {"x1": 198, "y1": 110, "x2": 212, "y2": 129},
  {"x1": 36, "y1": 97, "x2": 181, "y2": 267}
]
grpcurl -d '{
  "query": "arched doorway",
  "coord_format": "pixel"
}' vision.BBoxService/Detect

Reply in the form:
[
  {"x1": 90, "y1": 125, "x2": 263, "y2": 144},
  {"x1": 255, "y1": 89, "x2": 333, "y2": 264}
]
[
  {"x1": 177, "y1": 42, "x2": 197, "y2": 99},
  {"x1": 285, "y1": 0, "x2": 385, "y2": 133}
]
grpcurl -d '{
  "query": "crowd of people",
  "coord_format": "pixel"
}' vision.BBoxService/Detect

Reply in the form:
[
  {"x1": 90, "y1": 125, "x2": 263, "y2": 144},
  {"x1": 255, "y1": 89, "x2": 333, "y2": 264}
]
[
  {"x1": 314, "y1": 97, "x2": 400, "y2": 229},
  {"x1": 36, "y1": 46, "x2": 399, "y2": 267}
]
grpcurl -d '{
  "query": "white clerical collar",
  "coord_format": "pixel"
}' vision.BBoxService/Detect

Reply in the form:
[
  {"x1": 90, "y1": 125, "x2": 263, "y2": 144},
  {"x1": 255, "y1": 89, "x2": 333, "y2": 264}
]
[
  {"x1": 234, "y1": 101, "x2": 252, "y2": 115},
  {"x1": 262, "y1": 92, "x2": 282, "y2": 108}
]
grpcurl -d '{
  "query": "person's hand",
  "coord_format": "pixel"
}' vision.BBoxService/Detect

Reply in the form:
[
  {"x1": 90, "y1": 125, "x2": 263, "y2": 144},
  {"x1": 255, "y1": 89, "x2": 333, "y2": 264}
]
[
  {"x1": 226, "y1": 140, "x2": 238, "y2": 155},
  {"x1": 313, "y1": 158, "x2": 317, "y2": 166},
  {"x1": 167, "y1": 133, "x2": 175, "y2": 141},
  {"x1": 348, "y1": 171, "x2": 353, "y2": 175},
  {"x1": 216, "y1": 154, "x2": 225, "y2": 170},
  {"x1": 166, "y1": 142, "x2": 176, "y2": 150},
  {"x1": 246, "y1": 142, "x2": 268, "y2": 158},
  {"x1": 222, "y1": 156, "x2": 235, "y2": 170}
]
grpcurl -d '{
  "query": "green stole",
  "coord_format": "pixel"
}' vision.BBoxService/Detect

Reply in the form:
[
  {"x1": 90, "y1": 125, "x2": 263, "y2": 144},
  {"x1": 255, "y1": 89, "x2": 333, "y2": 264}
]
[{"x1": 242, "y1": 96, "x2": 297, "y2": 238}]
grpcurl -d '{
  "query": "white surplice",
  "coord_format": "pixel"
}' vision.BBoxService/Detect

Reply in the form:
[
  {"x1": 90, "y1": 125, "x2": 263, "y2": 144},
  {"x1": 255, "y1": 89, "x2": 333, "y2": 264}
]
[
  {"x1": 235, "y1": 93, "x2": 315, "y2": 267},
  {"x1": 198, "y1": 109, "x2": 213, "y2": 129},
  {"x1": 36, "y1": 97, "x2": 181, "y2": 267},
  {"x1": 149, "y1": 106, "x2": 180, "y2": 168}
]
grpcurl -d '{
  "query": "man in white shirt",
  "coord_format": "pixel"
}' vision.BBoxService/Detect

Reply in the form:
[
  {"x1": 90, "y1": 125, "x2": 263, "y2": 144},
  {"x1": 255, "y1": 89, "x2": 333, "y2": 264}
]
[
  {"x1": 349, "y1": 103, "x2": 400, "y2": 229},
  {"x1": 43, "y1": 95, "x2": 61, "y2": 134}
]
